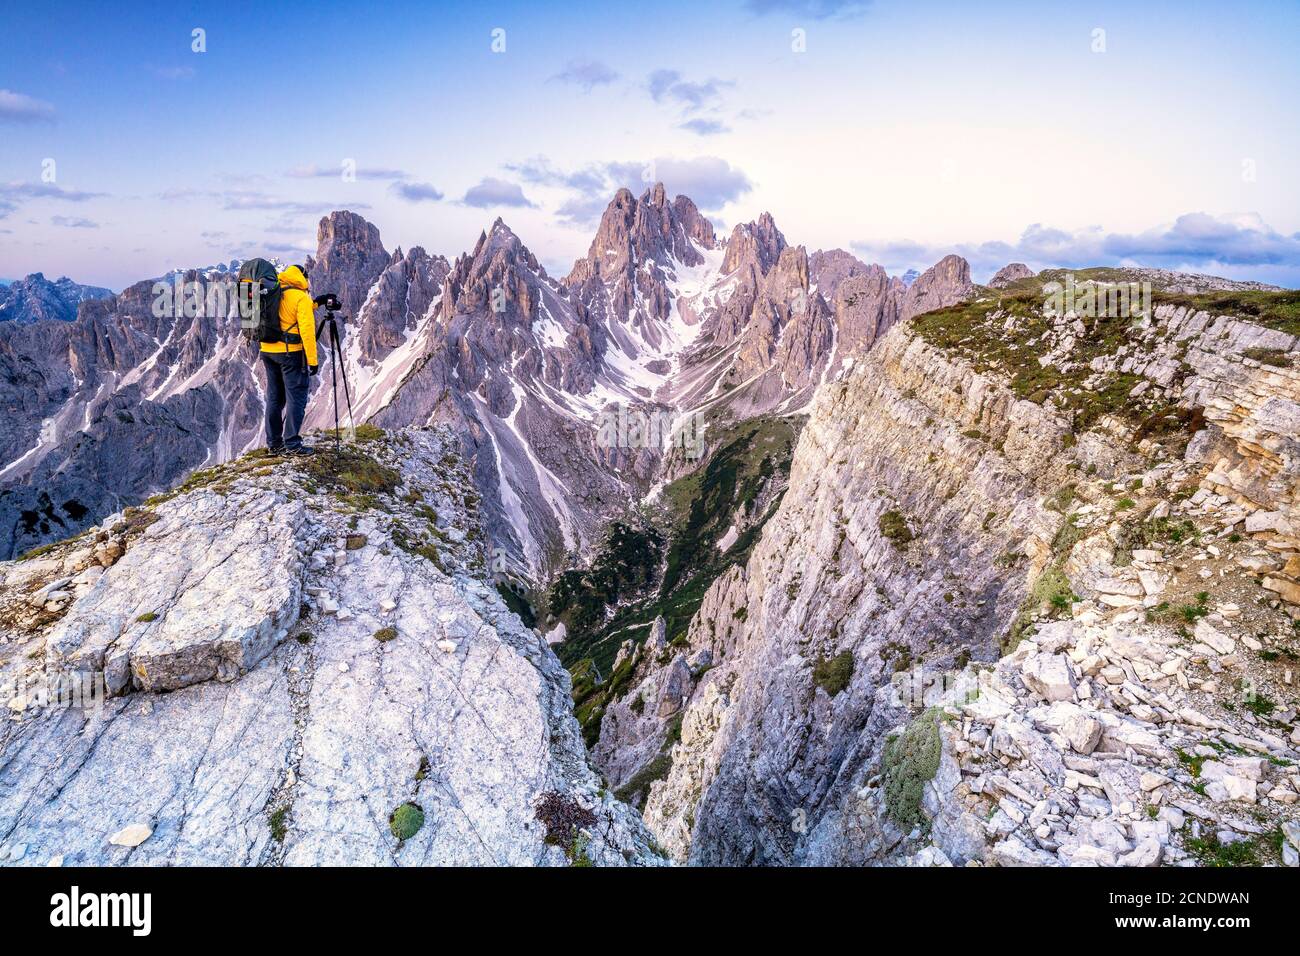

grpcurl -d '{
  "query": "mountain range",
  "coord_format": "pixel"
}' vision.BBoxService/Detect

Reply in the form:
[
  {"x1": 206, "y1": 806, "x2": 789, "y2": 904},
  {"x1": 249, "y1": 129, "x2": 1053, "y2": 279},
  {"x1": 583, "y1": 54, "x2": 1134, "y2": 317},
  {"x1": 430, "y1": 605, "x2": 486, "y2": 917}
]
[
  {"x1": 0, "y1": 187, "x2": 972, "y2": 566},
  {"x1": 1, "y1": 188, "x2": 1297, "y2": 869},
  {"x1": 0, "y1": 273, "x2": 112, "y2": 325}
]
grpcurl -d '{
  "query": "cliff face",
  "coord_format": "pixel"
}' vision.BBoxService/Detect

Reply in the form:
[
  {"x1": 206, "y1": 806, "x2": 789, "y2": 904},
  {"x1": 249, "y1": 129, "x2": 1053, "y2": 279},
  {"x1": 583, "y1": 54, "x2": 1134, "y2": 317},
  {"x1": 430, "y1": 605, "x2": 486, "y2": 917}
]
[
  {"x1": 0, "y1": 428, "x2": 661, "y2": 866},
  {"x1": 642, "y1": 323, "x2": 1081, "y2": 863},
  {"x1": 601, "y1": 282, "x2": 1299, "y2": 866}
]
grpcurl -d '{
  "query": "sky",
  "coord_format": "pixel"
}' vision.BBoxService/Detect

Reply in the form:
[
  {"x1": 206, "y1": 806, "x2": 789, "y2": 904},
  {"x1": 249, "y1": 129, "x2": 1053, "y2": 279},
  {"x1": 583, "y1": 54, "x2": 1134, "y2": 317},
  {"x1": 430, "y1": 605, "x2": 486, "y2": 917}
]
[{"x1": 2, "y1": 0, "x2": 1298, "y2": 290}]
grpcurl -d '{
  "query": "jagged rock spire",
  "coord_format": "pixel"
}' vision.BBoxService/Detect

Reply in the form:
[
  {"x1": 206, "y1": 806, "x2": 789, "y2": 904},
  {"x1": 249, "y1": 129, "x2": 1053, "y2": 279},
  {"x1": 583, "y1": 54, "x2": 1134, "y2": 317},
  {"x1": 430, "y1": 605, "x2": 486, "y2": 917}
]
[{"x1": 311, "y1": 211, "x2": 390, "y2": 318}]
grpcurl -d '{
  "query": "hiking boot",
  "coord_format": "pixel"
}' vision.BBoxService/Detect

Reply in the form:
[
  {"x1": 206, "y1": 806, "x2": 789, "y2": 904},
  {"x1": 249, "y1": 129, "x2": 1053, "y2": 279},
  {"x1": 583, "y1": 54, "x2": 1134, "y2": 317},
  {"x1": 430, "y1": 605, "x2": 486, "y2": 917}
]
[
  {"x1": 266, "y1": 444, "x2": 285, "y2": 456},
  {"x1": 288, "y1": 445, "x2": 315, "y2": 457}
]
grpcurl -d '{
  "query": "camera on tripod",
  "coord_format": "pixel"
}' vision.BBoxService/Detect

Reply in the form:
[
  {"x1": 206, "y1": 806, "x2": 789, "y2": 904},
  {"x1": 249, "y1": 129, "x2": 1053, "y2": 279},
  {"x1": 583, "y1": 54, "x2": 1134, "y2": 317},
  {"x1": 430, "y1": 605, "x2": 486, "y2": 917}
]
[{"x1": 313, "y1": 292, "x2": 342, "y2": 313}]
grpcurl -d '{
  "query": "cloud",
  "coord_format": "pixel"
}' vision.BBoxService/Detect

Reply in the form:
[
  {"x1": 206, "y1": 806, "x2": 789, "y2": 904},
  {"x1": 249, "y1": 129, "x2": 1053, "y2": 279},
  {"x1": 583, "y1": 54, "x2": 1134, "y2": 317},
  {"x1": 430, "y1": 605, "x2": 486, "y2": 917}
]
[
  {"x1": 646, "y1": 70, "x2": 733, "y2": 112},
  {"x1": 288, "y1": 163, "x2": 408, "y2": 181},
  {"x1": 461, "y1": 177, "x2": 535, "y2": 209},
  {"x1": 649, "y1": 157, "x2": 752, "y2": 209},
  {"x1": 678, "y1": 118, "x2": 730, "y2": 136},
  {"x1": 554, "y1": 194, "x2": 620, "y2": 229},
  {"x1": 51, "y1": 215, "x2": 98, "y2": 229},
  {"x1": 646, "y1": 69, "x2": 746, "y2": 136},
  {"x1": 264, "y1": 241, "x2": 314, "y2": 255},
  {"x1": 0, "y1": 181, "x2": 105, "y2": 202},
  {"x1": 0, "y1": 89, "x2": 56, "y2": 123},
  {"x1": 505, "y1": 157, "x2": 609, "y2": 194},
  {"x1": 744, "y1": 0, "x2": 873, "y2": 19},
  {"x1": 219, "y1": 190, "x2": 368, "y2": 214},
  {"x1": 389, "y1": 181, "x2": 444, "y2": 203},
  {"x1": 151, "y1": 66, "x2": 196, "y2": 80},
  {"x1": 506, "y1": 155, "x2": 752, "y2": 228},
  {"x1": 850, "y1": 212, "x2": 1300, "y2": 286},
  {"x1": 551, "y1": 59, "x2": 619, "y2": 92}
]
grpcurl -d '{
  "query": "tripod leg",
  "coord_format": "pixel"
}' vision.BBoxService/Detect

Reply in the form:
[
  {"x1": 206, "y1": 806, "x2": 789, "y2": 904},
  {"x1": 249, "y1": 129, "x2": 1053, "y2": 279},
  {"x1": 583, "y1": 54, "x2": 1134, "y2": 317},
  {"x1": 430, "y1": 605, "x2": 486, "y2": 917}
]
[
  {"x1": 329, "y1": 326, "x2": 340, "y2": 452},
  {"x1": 337, "y1": 347, "x2": 357, "y2": 441}
]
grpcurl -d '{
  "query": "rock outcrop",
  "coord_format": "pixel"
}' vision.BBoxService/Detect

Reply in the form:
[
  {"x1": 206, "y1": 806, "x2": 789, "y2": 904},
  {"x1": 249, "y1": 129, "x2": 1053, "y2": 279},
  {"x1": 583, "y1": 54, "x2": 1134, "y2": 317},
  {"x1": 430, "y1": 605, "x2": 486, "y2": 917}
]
[
  {"x1": 0, "y1": 428, "x2": 662, "y2": 866},
  {"x1": 988, "y1": 262, "x2": 1034, "y2": 289}
]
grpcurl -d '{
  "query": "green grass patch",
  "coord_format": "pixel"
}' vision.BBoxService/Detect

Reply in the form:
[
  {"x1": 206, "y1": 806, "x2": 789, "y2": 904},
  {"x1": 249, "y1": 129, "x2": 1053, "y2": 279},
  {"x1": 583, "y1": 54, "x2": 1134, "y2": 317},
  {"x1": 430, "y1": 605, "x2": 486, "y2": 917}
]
[
  {"x1": 1155, "y1": 288, "x2": 1300, "y2": 337},
  {"x1": 300, "y1": 445, "x2": 400, "y2": 498},
  {"x1": 614, "y1": 754, "x2": 673, "y2": 810}
]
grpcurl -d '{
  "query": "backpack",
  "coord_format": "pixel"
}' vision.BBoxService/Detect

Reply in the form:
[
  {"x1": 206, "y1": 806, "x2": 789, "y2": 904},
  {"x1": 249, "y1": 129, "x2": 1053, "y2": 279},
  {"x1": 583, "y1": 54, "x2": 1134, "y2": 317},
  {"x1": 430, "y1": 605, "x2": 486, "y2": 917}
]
[{"x1": 237, "y1": 258, "x2": 285, "y2": 344}]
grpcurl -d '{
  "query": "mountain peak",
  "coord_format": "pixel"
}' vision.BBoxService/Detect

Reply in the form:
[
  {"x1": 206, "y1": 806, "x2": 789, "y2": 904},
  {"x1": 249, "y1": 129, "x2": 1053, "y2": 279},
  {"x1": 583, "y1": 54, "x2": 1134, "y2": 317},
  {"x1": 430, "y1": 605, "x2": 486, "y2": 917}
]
[
  {"x1": 566, "y1": 186, "x2": 716, "y2": 288},
  {"x1": 313, "y1": 211, "x2": 390, "y2": 318},
  {"x1": 721, "y1": 212, "x2": 786, "y2": 277},
  {"x1": 988, "y1": 262, "x2": 1034, "y2": 288}
]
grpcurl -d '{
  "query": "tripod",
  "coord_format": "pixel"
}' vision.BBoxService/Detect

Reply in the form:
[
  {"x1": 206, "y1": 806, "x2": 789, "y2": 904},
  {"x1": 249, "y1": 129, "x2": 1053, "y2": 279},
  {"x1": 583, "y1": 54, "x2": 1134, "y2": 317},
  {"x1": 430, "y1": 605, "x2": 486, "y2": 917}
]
[{"x1": 321, "y1": 307, "x2": 357, "y2": 452}]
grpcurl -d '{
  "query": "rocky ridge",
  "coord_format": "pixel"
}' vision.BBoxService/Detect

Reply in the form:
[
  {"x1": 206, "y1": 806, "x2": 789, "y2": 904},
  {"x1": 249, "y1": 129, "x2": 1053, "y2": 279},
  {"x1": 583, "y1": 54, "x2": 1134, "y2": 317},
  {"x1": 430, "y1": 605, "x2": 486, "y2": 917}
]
[
  {"x1": 0, "y1": 427, "x2": 661, "y2": 866},
  {"x1": 585, "y1": 274, "x2": 1298, "y2": 866}
]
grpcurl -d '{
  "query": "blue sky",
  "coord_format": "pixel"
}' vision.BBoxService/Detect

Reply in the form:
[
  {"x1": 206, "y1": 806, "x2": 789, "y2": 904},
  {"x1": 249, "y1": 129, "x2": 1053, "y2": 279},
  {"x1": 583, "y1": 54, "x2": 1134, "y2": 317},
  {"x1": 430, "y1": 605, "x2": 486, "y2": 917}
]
[{"x1": 2, "y1": 0, "x2": 1298, "y2": 289}]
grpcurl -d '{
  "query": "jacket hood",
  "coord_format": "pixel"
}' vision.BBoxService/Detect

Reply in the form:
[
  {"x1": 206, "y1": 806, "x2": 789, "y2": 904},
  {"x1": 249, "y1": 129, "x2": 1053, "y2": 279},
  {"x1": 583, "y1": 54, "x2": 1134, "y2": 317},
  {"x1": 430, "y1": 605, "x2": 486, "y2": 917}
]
[{"x1": 278, "y1": 265, "x2": 310, "y2": 292}]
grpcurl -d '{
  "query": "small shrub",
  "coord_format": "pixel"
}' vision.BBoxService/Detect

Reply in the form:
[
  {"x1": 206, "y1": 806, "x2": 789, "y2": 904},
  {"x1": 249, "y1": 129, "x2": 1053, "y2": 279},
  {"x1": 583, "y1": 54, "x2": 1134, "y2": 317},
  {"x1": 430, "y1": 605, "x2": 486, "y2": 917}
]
[
  {"x1": 881, "y1": 708, "x2": 942, "y2": 831},
  {"x1": 568, "y1": 833, "x2": 595, "y2": 867},
  {"x1": 345, "y1": 533, "x2": 368, "y2": 550},
  {"x1": 301, "y1": 446, "x2": 400, "y2": 497},
  {"x1": 1046, "y1": 484, "x2": 1076, "y2": 514},
  {"x1": 269, "y1": 805, "x2": 290, "y2": 842},
  {"x1": 295, "y1": 630, "x2": 314, "y2": 645},
  {"x1": 374, "y1": 626, "x2": 398, "y2": 643},
  {"x1": 879, "y1": 510, "x2": 913, "y2": 546},
  {"x1": 812, "y1": 650, "x2": 855, "y2": 697},
  {"x1": 389, "y1": 802, "x2": 425, "y2": 841},
  {"x1": 136, "y1": 611, "x2": 158, "y2": 623},
  {"x1": 534, "y1": 790, "x2": 597, "y2": 847},
  {"x1": 664, "y1": 713, "x2": 684, "y2": 747}
]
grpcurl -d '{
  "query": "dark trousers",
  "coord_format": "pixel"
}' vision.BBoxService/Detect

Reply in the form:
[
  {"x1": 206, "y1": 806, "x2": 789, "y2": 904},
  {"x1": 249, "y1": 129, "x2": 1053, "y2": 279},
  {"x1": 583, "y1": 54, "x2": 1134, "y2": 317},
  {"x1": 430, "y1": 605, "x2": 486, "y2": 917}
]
[{"x1": 262, "y1": 351, "x2": 309, "y2": 450}]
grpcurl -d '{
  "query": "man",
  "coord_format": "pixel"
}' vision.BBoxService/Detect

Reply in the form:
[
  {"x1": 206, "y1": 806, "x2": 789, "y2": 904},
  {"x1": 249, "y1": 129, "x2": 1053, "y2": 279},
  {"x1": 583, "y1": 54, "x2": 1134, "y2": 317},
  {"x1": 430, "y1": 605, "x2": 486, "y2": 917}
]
[{"x1": 261, "y1": 264, "x2": 318, "y2": 455}]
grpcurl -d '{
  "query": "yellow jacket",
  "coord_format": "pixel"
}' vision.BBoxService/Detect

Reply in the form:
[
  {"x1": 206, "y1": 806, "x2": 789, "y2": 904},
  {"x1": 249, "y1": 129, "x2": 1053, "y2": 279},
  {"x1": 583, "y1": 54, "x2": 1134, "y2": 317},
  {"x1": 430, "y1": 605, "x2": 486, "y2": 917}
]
[{"x1": 260, "y1": 265, "x2": 318, "y2": 367}]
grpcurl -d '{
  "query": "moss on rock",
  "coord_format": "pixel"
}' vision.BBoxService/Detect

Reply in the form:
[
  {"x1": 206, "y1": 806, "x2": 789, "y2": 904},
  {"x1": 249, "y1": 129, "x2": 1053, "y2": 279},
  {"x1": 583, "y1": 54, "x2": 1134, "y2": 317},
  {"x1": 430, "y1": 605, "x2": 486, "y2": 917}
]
[{"x1": 389, "y1": 802, "x2": 425, "y2": 842}]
